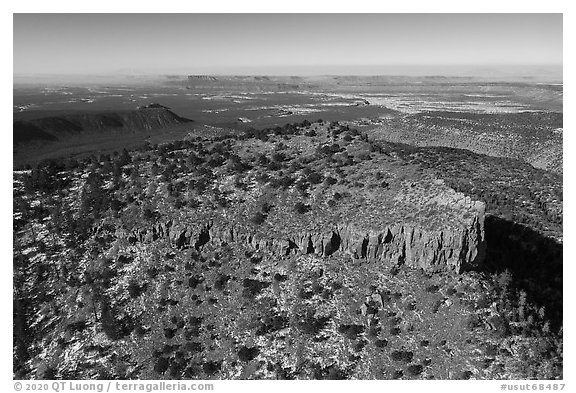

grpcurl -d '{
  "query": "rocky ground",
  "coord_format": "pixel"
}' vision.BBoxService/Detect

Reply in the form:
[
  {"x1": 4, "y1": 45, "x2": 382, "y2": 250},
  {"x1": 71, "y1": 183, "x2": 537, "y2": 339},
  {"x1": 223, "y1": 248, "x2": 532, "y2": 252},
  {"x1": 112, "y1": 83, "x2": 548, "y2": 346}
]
[{"x1": 13, "y1": 120, "x2": 562, "y2": 379}]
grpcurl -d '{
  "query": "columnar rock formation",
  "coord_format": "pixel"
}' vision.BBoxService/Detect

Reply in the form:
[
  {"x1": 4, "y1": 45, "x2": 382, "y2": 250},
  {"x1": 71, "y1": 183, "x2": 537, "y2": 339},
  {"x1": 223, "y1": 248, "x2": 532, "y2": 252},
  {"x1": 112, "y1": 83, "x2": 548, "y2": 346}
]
[{"x1": 122, "y1": 193, "x2": 486, "y2": 273}]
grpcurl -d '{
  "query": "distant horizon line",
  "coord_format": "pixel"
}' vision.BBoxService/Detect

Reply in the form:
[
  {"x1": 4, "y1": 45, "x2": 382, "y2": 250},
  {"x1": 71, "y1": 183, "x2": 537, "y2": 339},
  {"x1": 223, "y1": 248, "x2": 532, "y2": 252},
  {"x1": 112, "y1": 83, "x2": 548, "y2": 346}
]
[
  {"x1": 13, "y1": 63, "x2": 563, "y2": 76},
  {"x1": 13, "y1": 63, "x2": 562, "y2": 76}
]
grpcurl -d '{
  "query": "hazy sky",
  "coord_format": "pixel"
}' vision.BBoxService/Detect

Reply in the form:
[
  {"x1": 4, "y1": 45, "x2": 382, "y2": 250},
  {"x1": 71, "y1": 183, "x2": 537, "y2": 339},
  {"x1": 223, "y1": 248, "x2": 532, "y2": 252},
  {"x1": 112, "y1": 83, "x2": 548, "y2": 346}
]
[{"x1": 13, "y1": 13, "x2": 563, "y2": 76}]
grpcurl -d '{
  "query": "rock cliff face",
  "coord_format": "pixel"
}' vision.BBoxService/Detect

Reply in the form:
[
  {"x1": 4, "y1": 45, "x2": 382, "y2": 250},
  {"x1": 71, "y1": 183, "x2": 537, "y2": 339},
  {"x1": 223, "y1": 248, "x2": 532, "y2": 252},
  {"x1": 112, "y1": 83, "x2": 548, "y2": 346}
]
[
  {"x1": 125, "y1": 197, "x2": 486, "y2": 273},
  {"x1": 188, "y1": 75, "x2": 218, "y2": 82}
]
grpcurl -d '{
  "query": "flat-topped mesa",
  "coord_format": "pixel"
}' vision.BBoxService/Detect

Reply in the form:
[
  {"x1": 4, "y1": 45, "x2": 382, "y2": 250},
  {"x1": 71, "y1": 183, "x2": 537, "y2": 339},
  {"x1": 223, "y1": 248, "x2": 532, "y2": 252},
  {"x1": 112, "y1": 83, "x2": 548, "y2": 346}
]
[
  {"x1": 116, "y1": 126, "x2": 486, "y2": 273},
  {"x1": 187, "y1": 75, "x2": 218, "y2": 82}
]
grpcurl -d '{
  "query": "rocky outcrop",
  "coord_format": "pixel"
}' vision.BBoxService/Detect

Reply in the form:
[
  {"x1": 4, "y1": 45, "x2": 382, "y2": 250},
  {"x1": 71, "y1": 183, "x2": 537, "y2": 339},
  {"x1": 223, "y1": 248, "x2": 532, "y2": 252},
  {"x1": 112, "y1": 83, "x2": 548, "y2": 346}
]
[
  {"x1": 188, "y1": 75, "x2": 218, "y2": 82},
  {"x1": 125, "y1": 204, "x2": 486, "y2": 273}
]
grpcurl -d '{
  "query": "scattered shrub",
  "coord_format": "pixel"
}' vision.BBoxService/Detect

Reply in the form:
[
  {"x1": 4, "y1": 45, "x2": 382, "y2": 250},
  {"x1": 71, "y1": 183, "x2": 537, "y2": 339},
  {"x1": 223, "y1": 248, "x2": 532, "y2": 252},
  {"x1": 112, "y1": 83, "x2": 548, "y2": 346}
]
[
  {"x1": 251, "y1": 212, "x2": 267, "y2": 225},
  {"x1": 202, "y1": 361, "x2": 221, "y2": 376},
  {"x1": 406, "y1": 364, "x2": 423, "y2": 376},
  {"x1": 307, "y1": 171, "x2": 323, "y2": 184},
  {"x1": 390, "y1": 327, "x2": 401, "y2": 335},
  {"x1": 294, "y1": 307, "x2": 330, "y2": 335},
  {"x1": 294, "y1": 202, "x2": 310, "y2": 214},
  {"x1": 242, "y1": 278, "x2": 270, "y2": 298},
  {"x1": 238, "y1": 346, "x2": 260, "y2": 362},
  {"x1": 324, "y1": 176, "x2": 338, "y2": 186},
  {"x1": 391, "y1": 350, "x2": 413, "y2": 363},
  {"x1": 375, "y1": 339, "x2": 388, "y2": 348},
  {"x1": 154, "y1": 357, "x2": 170, "y2": 374},
  {"x1": 127, "y1": 281, "x2": 147, "y2": 298},
  {"x1": 338, "y1": 324, "x2": 365, "y2": 340}
]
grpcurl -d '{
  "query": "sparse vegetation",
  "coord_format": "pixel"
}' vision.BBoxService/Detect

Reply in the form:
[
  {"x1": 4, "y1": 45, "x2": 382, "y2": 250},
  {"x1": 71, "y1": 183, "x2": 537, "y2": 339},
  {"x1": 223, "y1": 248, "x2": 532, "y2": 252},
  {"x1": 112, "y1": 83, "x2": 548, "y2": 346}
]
[{"x1": 13, "y1": 115, "x2": 562, "y2": 380}]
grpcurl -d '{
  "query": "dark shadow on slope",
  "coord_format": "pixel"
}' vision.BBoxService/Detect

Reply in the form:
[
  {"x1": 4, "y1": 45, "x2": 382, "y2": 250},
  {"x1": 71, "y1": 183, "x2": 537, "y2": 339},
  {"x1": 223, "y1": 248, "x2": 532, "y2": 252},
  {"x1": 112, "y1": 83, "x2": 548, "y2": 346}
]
[
  {"x1": 324, "y1": 232, "x2": 341, "y2": 256},
  {"x1": 481, "y1": 215, "x2": 563, "y2": 329},
  {"x1": 306, "y1": 237, "x2": 315, "y2": 254},
  {"x1": 13, "y1": 121, "x2": 58, "y2": 145},
  {"x1": 194, "y1": 228, "x2": 210, "y2": 250}
]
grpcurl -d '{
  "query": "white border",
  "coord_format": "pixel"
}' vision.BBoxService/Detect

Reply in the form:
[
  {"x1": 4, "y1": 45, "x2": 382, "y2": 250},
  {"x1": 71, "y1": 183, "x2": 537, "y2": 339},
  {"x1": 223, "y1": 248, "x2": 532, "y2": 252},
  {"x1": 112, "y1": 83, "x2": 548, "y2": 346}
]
[{"x1": 4, "y1": 2, "x2": 571, "y2": 391}]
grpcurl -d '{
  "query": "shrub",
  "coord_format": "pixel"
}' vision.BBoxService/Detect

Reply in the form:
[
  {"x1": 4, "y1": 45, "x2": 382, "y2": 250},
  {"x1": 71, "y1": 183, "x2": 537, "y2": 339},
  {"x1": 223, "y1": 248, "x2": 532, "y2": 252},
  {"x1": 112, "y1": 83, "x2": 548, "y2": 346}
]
[
  {"x1": 390, "y1": 327, "x2": 401, "y2": 335},
  {"x1": 358, "y1": 152, "x2": 372, "y2": 161},
  {"x1": 251, "y1": 212, "x2": 267, "y2": 225},
  {"x1": 271, "y1": 152, "x2": 286, "y2": 162},
  {"x1": 267, "y1": 160, "x2": 282, "y2": 171},
  {"x1": 214, "y1": 274, "x2": 230, "y2": 291},
  {"x1": 325, "y1": 366, "x2": 346, "y2": 380},
  {"x1": 127, "y1": 281, "x2": 147, "y2": 298},
  {"x1": 257, "y1": 154, "x2": 270, "y2": 166},
  {"x1": 294, "y1": 202, "x2": 310, "y2": 214},
  {"x1": 406, "y1": 364, "x2": 423, "y2": 376},
  {"x1": 227, "y1": 155, "x2": 250, "y2": 173},
  {"x1": 274, "y1": 273, "x2": 288, "y2": 282},
  {"x1": 324, "y1": 176, "x2": 338, "y2": 186},
  {"x1": 260, "y1": 202, "x2": 274, "y2": 214},
  {"x1": 257, "y1": 313, "x2": 289, "y2": 335},
  {"x1": 242, "y1": 278, "x2": 270, "y2": 298},
  {"x1": 466, "y1": 314, "x2": 481, "y2": 330},
  {"x1": 238, "y1": 346, "x2": 260, "y2": 362},
  {"x1": 154, "y1": 357, "x2": 170, "y2": 374},
  {"x1": 375, "y1": 339, "x2": 388, "y2": 348},
  {"x1": 391, "y1": 350, "x2": 413, "y2": 363},
  {"x1": 307, "y1": 172, "x2": 323, "y2": 184},
  {"x1": 353, "y1": 340, "x2": 367, "y2": 352},
  {"x1": 269, "y1": 175, "x2": 294, "y2": 189},
  {"x1": 338, "y1": 324, "x2": 365, "y2": 340},
  {"x1": 294, "y1": 307, "x2": 329, "y2": 335},
  {"x1": 188, "y1": 275, "x2": 204, "y2": 289},
  {"x1": 202, "y1": 361, "x2": 221, "y2": 376},
  {"x1": 183, "y1": 341, "x2": 203, "y2": 354},
  {"x1": 164, "y1": 328, "x2": 177, "y2": 339},
  {"x1": 367, "y1": 325, "x2": 381, "y2": 338}
]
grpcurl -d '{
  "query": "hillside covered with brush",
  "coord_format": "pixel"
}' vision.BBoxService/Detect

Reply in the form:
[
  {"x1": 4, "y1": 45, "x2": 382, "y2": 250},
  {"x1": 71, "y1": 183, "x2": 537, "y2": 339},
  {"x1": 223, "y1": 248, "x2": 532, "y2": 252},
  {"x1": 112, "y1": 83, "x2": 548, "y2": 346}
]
[{"x1": 13, "y1": 120, "x2": 562, "y2": 380}]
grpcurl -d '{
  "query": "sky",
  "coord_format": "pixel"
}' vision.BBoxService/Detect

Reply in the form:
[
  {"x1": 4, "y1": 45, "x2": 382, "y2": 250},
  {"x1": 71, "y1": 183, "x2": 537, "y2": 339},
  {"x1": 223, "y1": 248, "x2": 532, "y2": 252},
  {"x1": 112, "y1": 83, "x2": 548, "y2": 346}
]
[{"x1": 13, "y1": 13, "x2": 563, "y2": 76}]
